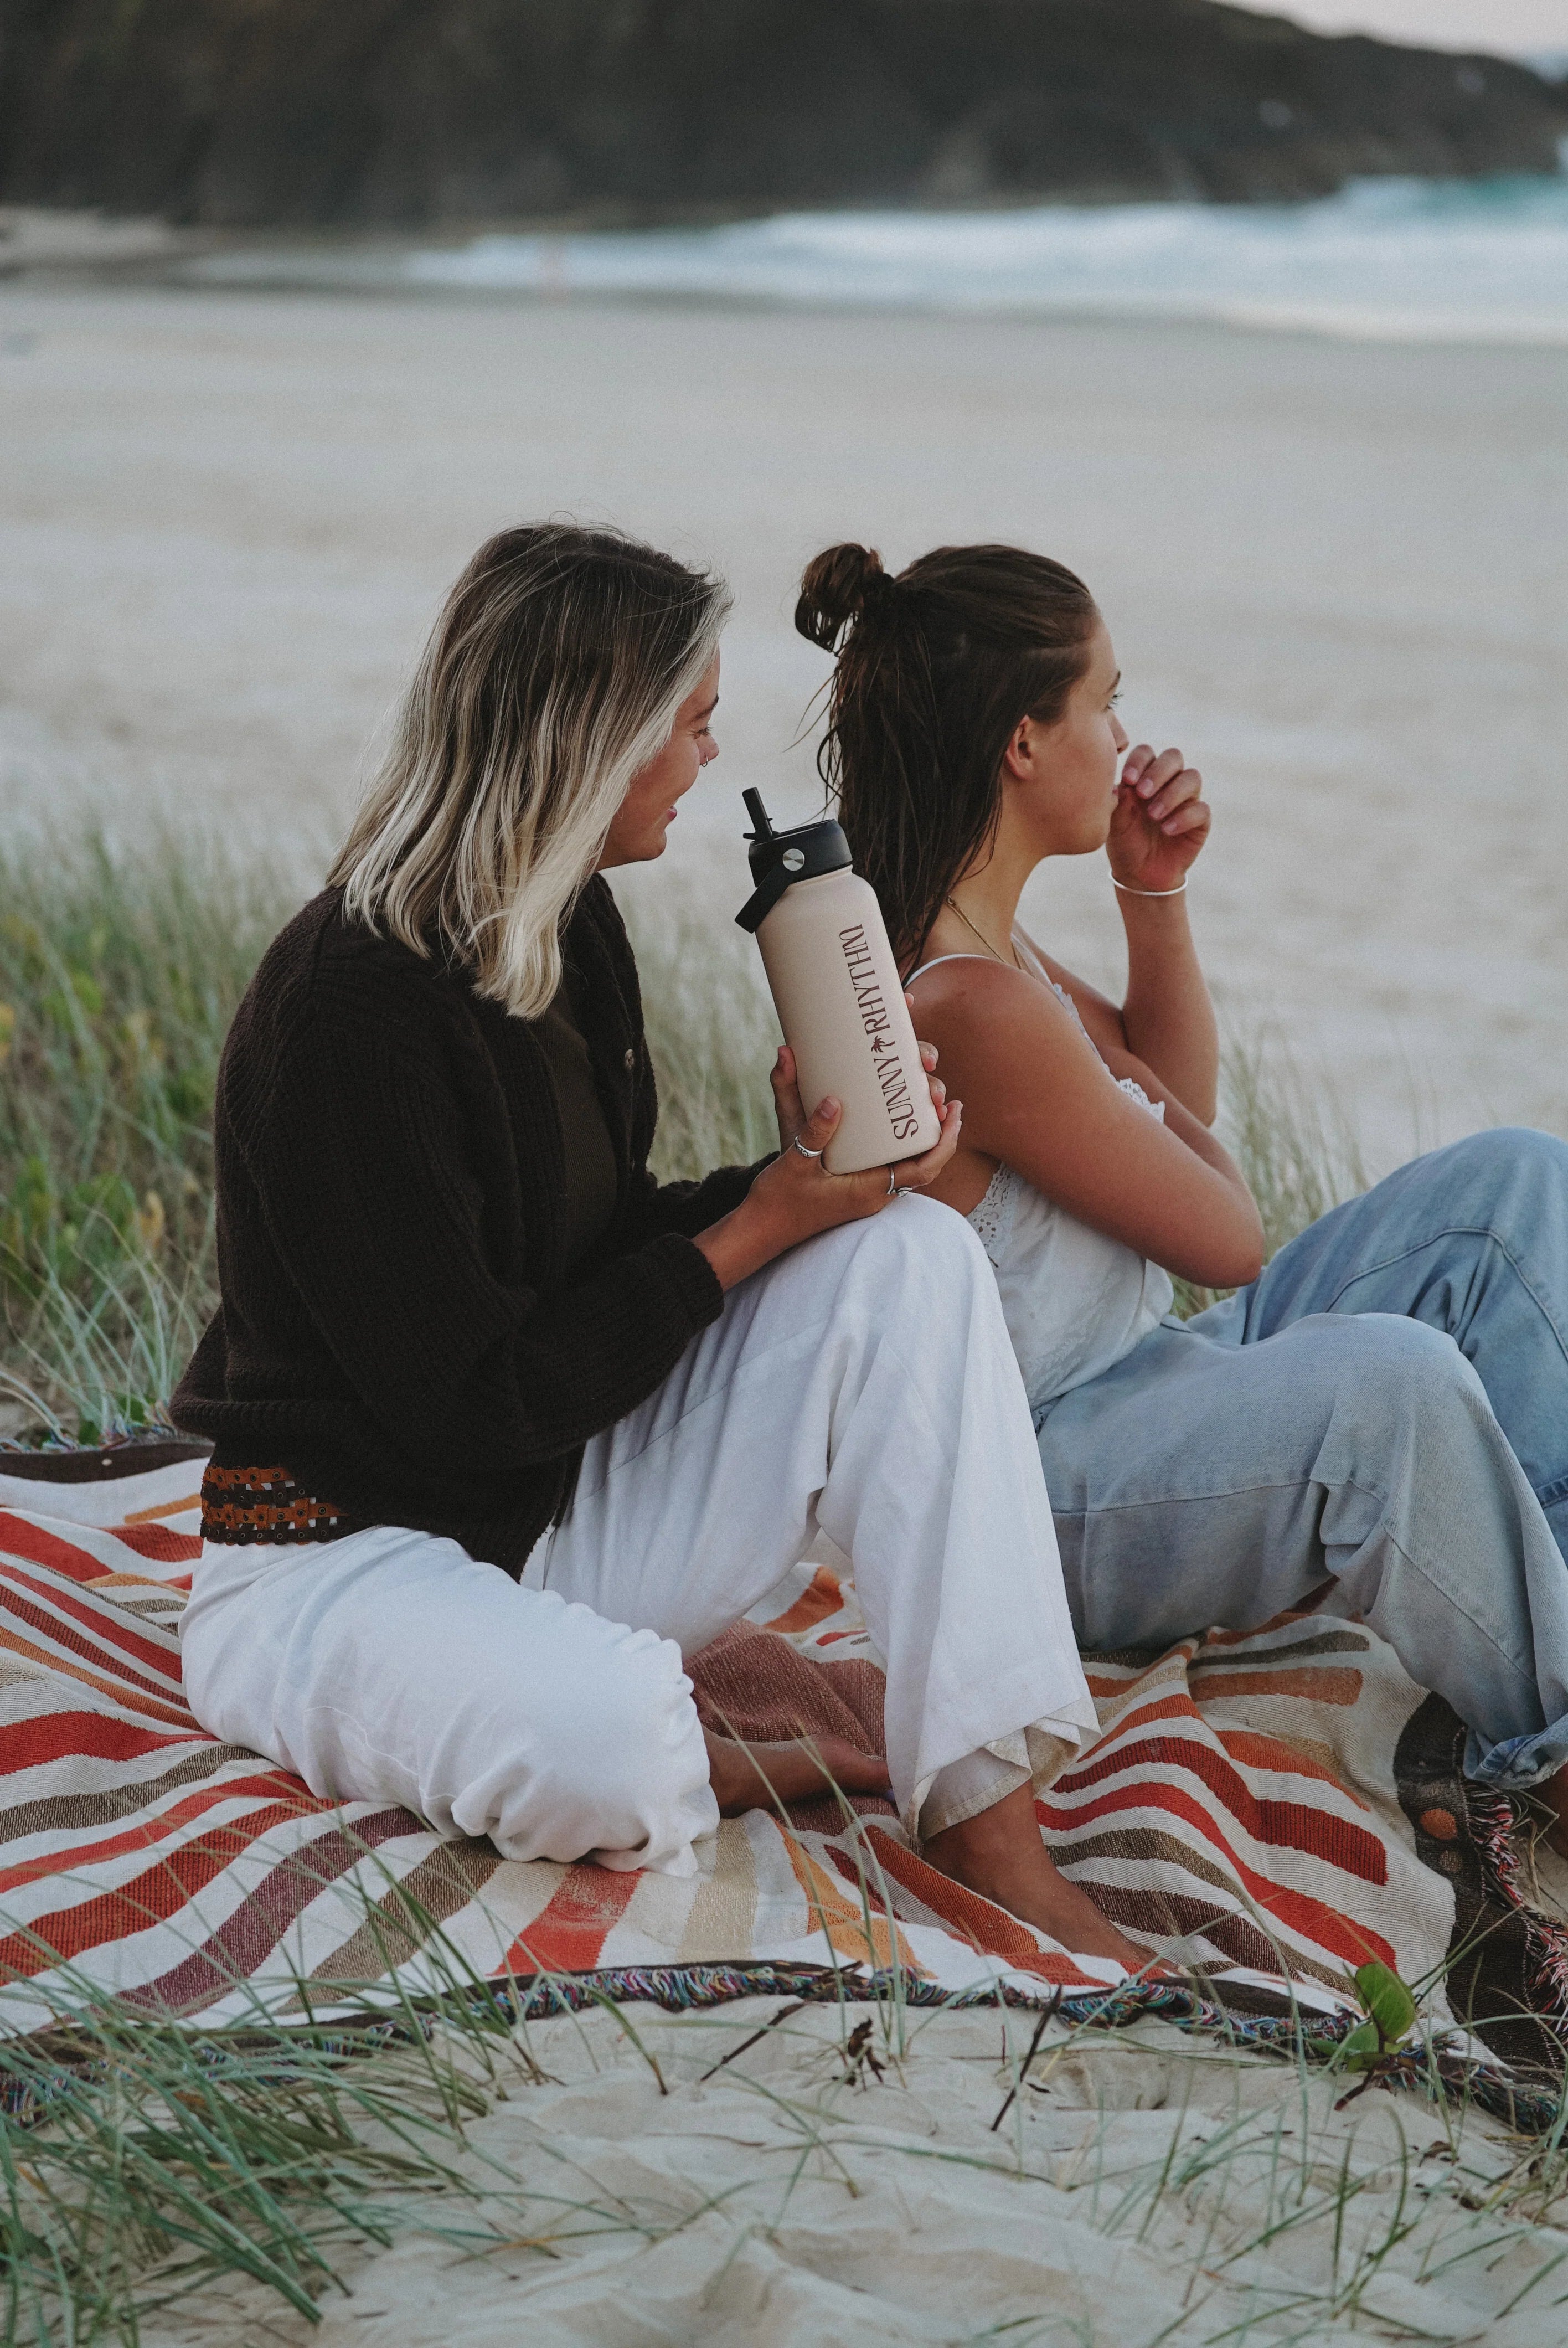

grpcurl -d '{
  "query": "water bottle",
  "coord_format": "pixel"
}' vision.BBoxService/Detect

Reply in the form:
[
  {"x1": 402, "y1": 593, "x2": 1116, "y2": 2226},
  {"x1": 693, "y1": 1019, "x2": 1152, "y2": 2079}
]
[{"x1": 735, "y1": 789, "x2": 941, "y2": 1176}]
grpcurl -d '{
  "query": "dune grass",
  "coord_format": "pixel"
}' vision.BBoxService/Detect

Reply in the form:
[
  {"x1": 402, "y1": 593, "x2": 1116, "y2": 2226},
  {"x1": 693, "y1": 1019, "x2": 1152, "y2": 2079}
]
[
  {"x1": 0, "y1": 835, "x2": 294, "y2": 1444},
  {"x1": 0, "y1": 836, "x2": 1381, "y2": 1443},
  {"x1": 5, "y1": 1896, "x2": 1568, "y2": 2345}
]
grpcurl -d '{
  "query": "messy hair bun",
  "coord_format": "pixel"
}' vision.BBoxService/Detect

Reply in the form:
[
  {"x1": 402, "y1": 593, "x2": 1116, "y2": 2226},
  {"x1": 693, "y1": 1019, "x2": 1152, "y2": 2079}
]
[
  {"x1": 796, "y1": 539, "x2": 1098, "y2": 967},
  {"x1": 794, "y1": 543, "x2": 895, "y2": 651}
]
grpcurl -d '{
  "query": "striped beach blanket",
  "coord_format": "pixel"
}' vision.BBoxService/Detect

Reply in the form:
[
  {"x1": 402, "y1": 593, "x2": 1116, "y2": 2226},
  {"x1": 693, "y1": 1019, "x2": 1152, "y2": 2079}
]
[{"x1": 1, "y1": 1455, "x2": 1563, "y2": 2061}]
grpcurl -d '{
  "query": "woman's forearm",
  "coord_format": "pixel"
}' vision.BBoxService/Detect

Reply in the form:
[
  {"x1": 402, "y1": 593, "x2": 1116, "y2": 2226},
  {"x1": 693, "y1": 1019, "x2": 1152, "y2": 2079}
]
[
  {"x1": 693, "y1": 1197, "x2": 793, "y2": 1290},
  {"x1": 1098, "y1": 1039, "x2": 1262, "y2": 1268},
  {"x1": 1117, "y1": 893, "x2": 1219, "y2": 1125}
]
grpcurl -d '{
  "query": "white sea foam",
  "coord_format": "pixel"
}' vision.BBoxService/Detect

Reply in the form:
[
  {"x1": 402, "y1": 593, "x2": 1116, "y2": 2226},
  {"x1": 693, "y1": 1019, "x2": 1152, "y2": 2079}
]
[{"x1": 406, "y1": 172, "x2": 1568, "y2": 344}]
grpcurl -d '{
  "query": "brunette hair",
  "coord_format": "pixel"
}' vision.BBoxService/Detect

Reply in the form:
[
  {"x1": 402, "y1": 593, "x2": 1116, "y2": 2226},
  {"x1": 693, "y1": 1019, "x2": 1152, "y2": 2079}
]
[
  {"x1": 331, "y1": 523, "x2": 730, "y2": 1018},
  {"x1": 795, "y1": 541, "x2": 1097, "y2": 969}
]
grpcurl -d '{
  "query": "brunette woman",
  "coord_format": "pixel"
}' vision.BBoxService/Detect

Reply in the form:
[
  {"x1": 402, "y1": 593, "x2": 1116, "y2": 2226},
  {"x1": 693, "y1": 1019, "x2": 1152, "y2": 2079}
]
[
  {"x1": 172, "y1": 523, "x2": 1152, "y2": 1969},
  {"x1": 798, "y1": 539, "x2": 1568, "y2": 1844}
]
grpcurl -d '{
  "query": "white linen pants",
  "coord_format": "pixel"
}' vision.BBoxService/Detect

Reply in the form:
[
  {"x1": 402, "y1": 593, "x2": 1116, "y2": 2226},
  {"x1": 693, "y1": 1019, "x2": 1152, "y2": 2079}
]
[{"x1": 180, "y1": 1198, "x2": 1096, "y2": 1876}]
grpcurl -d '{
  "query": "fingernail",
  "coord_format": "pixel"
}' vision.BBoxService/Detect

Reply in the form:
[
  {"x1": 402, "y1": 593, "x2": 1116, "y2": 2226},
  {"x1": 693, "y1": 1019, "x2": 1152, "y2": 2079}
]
[{"x1": 822, "y1": 1096, "x2": 840, "y2": 1118}]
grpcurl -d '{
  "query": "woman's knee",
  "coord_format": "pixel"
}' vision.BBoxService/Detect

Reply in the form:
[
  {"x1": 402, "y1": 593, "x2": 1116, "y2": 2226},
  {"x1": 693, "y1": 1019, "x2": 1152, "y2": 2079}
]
[
  {"x1": 1421, "y1": 1125, "x2": 1568, "y2": 1222},
  {"x1": 831, "y1": 1191, "x2": 992, "y2": 1301},
  {"x1": 1326, "y1": 1310, "x2": 1482, "y2": 1430},
  {"x1": 551, "y1": 1618, "x2": 699, "y2": 1796},
  {"x1": 458, "y1": 1611, "x2": 710, "y2": 1864}
]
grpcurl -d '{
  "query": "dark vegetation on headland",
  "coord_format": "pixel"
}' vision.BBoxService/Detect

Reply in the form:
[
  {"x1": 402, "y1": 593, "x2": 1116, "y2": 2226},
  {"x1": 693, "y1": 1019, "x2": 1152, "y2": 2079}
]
[{"x1": 3, "y1": 0, "x2": 1565, "y2": 229}]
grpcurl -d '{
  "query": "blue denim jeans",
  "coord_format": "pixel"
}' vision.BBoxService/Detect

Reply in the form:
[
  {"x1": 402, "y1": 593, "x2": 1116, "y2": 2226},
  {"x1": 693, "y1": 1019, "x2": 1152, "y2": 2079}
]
[{"x1": 1036, "y1": 1128, "x2": 1568, "y2": 1788}]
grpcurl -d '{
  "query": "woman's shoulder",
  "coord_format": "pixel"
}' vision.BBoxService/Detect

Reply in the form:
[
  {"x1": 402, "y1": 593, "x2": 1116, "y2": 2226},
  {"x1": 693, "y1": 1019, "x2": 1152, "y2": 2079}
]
[
  {"x1": 906, "y1": 946, "x2": 1070, "y2": 1029},
  {"x1": 230, "y1": 889, "x2": 478, "y2": 1083},
  {"x1": 566, "y1": 874, "x2": 637, "y2": 977},
  {"x1": 905, "y1": 944, "x2": 1101, "y2": 1095}
]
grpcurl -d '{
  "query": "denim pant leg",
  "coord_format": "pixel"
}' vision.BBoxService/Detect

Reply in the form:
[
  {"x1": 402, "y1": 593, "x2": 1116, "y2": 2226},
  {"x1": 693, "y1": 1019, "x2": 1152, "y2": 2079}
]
[
  {"x1": 1037, "y1": 1310, "x2": 1568, "y2": 1788},
  {"x1": 1189, "y1": 1128, "x2": 1568, "y2": 1567}
]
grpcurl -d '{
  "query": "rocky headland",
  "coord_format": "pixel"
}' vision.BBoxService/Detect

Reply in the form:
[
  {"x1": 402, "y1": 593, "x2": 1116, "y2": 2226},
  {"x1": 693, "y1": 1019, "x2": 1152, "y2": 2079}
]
[{"x1": 2, "y1": 0, "x2": 1565, "y2": 229}]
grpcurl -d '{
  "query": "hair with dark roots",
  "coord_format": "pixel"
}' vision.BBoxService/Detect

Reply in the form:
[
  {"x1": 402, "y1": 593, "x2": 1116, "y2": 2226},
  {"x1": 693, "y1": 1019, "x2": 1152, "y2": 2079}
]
[
  {"x1": 795, "y1": 541, "x2": 1098, "y2": 971},
  {"x1": 331, "y1": 522, "x2": 729, "y2": 1019}
]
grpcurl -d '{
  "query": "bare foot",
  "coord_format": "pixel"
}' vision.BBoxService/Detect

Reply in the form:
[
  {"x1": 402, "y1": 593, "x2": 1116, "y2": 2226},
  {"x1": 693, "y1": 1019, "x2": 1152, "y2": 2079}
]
[
  {"x1": 704, "y1": 1729, "x2": 891, "y2": 1816},
  {"x1": 923, "y1": 1783, "x2": 1166, "y2": 1975}
]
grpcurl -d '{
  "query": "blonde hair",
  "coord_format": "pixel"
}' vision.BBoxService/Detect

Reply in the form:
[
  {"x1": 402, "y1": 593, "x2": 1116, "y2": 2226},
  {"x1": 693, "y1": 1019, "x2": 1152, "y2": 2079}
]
[{"x1": 329, "y1": 523, "x2": 730, "y2": 1018}]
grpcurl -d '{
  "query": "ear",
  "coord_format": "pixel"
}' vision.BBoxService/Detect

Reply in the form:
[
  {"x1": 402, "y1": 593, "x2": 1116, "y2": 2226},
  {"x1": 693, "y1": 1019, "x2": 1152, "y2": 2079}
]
[{"x1": 1000, "y1": 714, "x2": 1039, "y2": 787}]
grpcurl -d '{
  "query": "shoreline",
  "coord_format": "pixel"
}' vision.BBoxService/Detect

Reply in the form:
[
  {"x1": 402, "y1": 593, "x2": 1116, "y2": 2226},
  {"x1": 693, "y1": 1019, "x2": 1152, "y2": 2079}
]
[
  {"x1": 7, "y1": 184, "x2": 1568, "y2": 353},
  {"x1": 2, "y1": 275, "x2": 1565, "y2": 1175}
]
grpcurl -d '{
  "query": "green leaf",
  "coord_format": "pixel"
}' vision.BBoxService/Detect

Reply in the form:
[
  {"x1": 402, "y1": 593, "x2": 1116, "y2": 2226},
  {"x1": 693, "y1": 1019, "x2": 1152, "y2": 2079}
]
[
  {"x1": 1335, "y1": 2017, "x2": 1384, "y2": 2069},
  {"x1": 1354, "y1": 1960, "x2": 1417, "y2": 2047}
]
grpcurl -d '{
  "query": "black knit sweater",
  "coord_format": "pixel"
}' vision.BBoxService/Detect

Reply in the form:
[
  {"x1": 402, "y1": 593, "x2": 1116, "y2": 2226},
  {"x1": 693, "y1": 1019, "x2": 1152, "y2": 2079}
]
[{"x1": 171, "y1": 881, "x2": 764, "y2": 1574}]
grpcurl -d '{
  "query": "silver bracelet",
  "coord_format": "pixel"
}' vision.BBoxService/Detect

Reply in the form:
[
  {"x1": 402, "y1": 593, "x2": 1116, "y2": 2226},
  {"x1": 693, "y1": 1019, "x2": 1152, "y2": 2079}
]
[{"x1": 1112, "y1": 876, "x2": 1188, "y2": 898}]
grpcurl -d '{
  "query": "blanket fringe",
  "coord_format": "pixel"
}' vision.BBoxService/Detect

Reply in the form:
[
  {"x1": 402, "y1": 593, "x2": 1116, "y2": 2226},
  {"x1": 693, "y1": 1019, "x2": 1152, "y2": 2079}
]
[
  {"x1": 1465, "y1": 1785, "x2": 1568, "y2": 2033},
  {"x1": 4, "y1": 1959, "x2": 1559, "y2": 2135}
]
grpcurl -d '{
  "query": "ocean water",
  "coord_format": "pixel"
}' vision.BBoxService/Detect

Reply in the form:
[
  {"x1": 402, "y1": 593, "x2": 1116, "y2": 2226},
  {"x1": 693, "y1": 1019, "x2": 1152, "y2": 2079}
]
[{"x1": 406, "y1": 171, "x2": 1568, "y2": 344}]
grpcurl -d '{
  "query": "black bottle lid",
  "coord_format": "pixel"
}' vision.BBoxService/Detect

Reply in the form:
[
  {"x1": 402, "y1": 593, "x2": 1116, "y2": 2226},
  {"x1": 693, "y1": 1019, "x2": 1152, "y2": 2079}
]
[{"x1": 735, "y1": 789, "x2": 853, "y2": 933}]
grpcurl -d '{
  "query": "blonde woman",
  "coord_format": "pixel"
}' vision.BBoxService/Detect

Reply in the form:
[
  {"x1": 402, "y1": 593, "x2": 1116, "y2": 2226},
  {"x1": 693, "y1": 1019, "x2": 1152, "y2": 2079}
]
[{"x1": 173, "y1": 523, "x2": 1148, "y2": 1968}]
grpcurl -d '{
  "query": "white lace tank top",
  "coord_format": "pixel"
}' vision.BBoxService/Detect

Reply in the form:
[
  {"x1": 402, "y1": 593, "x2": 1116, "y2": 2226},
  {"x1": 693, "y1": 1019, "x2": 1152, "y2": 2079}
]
[{"x1": 909, "y1": 936, "x2": 1174, "y2": 1415}]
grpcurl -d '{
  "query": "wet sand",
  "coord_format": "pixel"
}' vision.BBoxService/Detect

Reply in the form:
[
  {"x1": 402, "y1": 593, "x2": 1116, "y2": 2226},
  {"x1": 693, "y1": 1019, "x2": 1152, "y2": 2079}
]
[{"x1": 1, "y1": 278, "x2": 1565, "y2": 1170}]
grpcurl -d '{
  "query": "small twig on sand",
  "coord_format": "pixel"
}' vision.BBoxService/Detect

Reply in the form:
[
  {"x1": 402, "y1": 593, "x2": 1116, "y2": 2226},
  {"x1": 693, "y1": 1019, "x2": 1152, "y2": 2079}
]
[
  {"x1": 990, "y1": 1991, "x2": 1063, "y2": 2132},
  {"x1": 697, "y1": 2000, "x2": 806, "y2": 2084}
]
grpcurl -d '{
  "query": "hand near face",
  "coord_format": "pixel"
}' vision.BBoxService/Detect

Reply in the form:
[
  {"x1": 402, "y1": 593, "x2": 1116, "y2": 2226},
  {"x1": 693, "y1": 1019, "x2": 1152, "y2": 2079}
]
[{"x1": 1108, "y1": 744, "x2": 1211, "y2": 894}]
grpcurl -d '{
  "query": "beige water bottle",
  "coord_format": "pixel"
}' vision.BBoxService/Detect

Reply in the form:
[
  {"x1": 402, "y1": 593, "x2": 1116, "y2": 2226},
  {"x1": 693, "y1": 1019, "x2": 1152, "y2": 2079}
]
[{"x1": 736, "y1": 790, "x2": 941, "y2": 1176}]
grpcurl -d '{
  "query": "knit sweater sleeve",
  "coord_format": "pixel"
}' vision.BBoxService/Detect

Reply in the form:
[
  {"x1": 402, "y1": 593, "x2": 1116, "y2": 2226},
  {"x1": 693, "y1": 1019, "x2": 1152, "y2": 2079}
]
[
  {"x1": 231, "y1": 972, "x2": 725, "y2": 1476},
  {"x1": 617, "y1": 1156, "x2": 774, "y2": 1245}
]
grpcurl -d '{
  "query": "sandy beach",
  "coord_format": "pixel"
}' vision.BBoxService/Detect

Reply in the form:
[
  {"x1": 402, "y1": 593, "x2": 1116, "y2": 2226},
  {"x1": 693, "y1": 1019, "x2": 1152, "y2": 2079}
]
[
  {"x1": 140, "y1": 1994, "x2": 1568, "y2": 2347},
  {"x1": 1, "y1": 276, "x2": 1565, "y2": 1169}
]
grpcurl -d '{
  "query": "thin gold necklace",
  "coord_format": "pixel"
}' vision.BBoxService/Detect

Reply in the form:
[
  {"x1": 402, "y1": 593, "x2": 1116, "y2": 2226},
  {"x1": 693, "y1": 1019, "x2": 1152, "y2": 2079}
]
[{"x1": 946, "y1": 896, "x2": 1022, "y2": 971}]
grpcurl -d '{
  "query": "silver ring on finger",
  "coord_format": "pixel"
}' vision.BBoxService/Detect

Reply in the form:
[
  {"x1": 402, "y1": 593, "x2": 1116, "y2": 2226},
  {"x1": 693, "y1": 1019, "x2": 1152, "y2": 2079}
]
[
  {"x1": 792, "y1": 1137, "x2": 823, "y2": 1161},
  {"x1": 885, "y1": 1169, "x2": 900, "y2": 1197}
]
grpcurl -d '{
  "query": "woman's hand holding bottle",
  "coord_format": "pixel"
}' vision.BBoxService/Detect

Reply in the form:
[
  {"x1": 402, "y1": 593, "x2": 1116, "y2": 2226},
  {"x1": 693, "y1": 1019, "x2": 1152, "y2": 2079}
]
[{"x1": 694, "y1": 1028, "x2": 962, "y2": 1291}]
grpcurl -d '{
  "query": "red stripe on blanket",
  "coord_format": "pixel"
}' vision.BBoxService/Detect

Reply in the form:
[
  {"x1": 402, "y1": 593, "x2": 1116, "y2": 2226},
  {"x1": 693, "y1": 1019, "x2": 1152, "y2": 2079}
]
[
  {"x1": 501, "y1": 1863, "x2": 642, "y2": 1975},
  {"x1": 1216, "y1": 1728, "x2": 1365, "y2": 1806},
  {"x1": 1086, "y1": 1690, "x2": 1205, "y2": 1742},
  {"x1": 1058, "y1": 1733, "x2": 1388, "y2": 1884},
  {"x1": 0, "y1": 1630, "x2": 195, "y2": 1728},
  {"x1": 1061, "y1": 1683, "x2": 1362, "y2": 1813},
  {"x1": 765, "y1": 1567, "x2": 845, "y2": 1635},
  {"x1": 0, "y1": 1514, "x2": 109, "y2": 1583},
  {"x1": 109, "y1": 1525, "x2": 202, "y2": 1565},
  {"x1": 0, "y1": 1800, "x2": 343, "y2": 1977},
  {"x1": 1186, "y1": 1667, "x2": 1362, "y2": 1706},
  {"x1": 118, "y1": 1807, "x2": 425, "y2": 2018},
  {"x1": 1039, "y1": 1780, "x2": 1396, "y2": 1967},
  {"x1": 1084, "y1": 1656, "x2": 1198, "y2": 1699},
  {"x1": 0, "y1": 1769, "x2": 320, "y2": 1897},
  {"x1": 0, "y1": 1708, "x2": 209, "y2": 1777},
  {"x1": 0, "y1": 1564, "x2": 183, "y2": 1685}
]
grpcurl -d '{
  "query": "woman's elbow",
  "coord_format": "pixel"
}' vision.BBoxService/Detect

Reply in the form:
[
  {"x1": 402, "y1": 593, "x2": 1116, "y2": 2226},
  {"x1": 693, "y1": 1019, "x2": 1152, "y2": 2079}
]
[
  {"x1": 1210, "y1": 1212, "x2": 1266, "y2": 1288},
  {"x1": 1173, "y1": 1208, "x2": 1265, "y2": 1290},
  {"x1": 1219, "y1": 1239, "x2": 1266, "y2": 1288}
]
